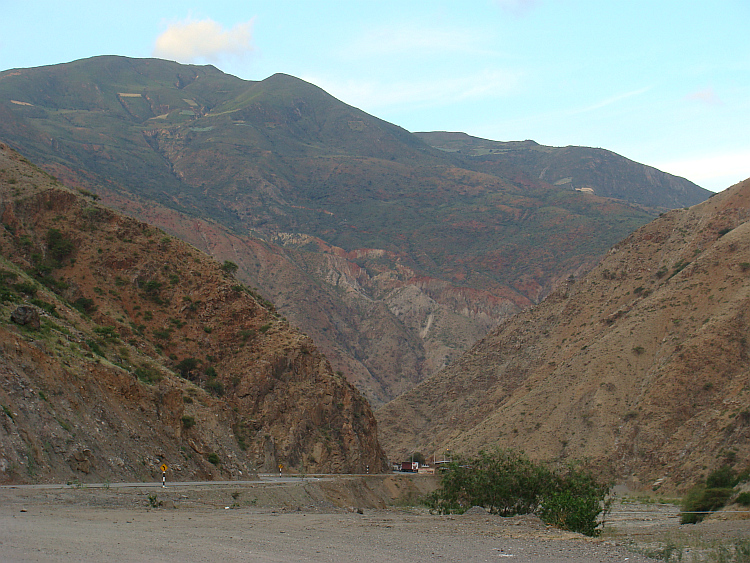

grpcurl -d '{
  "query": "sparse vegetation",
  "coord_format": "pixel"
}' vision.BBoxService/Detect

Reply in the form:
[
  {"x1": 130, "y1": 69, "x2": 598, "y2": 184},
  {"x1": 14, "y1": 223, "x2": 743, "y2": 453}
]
[
  {"x1": 134, "y1": 364, "x2": 162, "y2": 384},
  {"x1": 181, "y1": 415, "x2": 196, "y2": 429}
]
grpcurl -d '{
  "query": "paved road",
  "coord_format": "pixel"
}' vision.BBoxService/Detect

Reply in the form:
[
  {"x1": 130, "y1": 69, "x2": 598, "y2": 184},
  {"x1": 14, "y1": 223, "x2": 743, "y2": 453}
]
[{"x1": 0, "y1": 474, "x2": 338, "y2": 490}]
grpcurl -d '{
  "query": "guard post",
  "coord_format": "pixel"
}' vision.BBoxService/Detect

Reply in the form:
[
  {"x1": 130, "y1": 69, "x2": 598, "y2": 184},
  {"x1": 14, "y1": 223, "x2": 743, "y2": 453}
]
[{"x1": 161, "y1": 463, "x2": 168, "y2": 488}]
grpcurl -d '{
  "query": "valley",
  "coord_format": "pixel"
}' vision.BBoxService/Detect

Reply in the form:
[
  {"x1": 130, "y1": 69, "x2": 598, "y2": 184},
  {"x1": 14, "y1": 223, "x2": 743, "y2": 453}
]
[{"x1": 3, "y1": 56, "x2": 748, "y2": 499}]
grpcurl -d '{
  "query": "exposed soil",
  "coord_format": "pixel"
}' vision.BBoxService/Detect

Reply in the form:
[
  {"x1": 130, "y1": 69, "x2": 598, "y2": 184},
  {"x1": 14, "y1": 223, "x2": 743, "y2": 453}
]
[{"x1": 3, "y1": 476, "x2": 746, "y2": 562}]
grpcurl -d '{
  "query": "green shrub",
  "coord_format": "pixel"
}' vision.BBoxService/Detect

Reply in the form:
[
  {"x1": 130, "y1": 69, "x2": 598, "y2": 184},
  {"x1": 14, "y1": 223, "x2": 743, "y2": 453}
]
[
  {"x1": 426, "y1": 449, "x2": 609, "y2": 536},
  {"x1": 72, "y1": 297, "x2": 96, "y2": 314},
  {"x1": 175, "y1": 357, "x2": 199, "y2": 379},
  {"x1": 134, "y1": 365, "x2": 162, "y2": 385},
  {"x1": 706, "y1": 465, "x2": 736, "y2": 488},
  {"x1": 537, "y1": 465, "x2": 609, "y2": 538},
  {"x1": 181, "y1": 415, "x2": 195, "y2": 429},
  {"x1": 221, "y1": 260, "x2": 238, "y2": 274},
  {"x1": 207, "y1": 452, "x2": 220, "y2": 465},
  {"x1": 86, "y1": 339, "x2": 105, "y2": 357},
  {"x1": 13, "y1": 281, "x2": 37, "y2": 295},
  {"x1": 93, "y1": 325, "x2": 119, "y2": 342},
  {"x1": 46, "y1": 228, "x2": 74, "y2": 262},
  {"x1": 152, "y1": 328, "x2": 172, "y2": 340},
  {"x1": 681, "y1": 466, "x2": 741, "y2": 524},
  {"x1": 205, "y1": 377, "x2": 224, "y2": 396},
  {"x1": 29, "y1": 298, "x2": 57, "y2": 316},
  {"x1": 681, "y1": 485, "x2": 733, "y2": 524}
]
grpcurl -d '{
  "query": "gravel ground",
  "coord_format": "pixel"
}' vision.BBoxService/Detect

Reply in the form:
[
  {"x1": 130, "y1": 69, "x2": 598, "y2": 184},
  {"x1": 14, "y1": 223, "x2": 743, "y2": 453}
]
[{"x1": 0, "y1": 480, "x2": 746, "y2": 562}]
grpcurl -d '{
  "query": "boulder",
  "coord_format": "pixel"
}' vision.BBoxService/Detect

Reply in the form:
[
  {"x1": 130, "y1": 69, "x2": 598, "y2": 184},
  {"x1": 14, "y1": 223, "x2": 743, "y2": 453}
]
[{"x1": 10, "y1": 306, "x2": 40, "y2": 329}]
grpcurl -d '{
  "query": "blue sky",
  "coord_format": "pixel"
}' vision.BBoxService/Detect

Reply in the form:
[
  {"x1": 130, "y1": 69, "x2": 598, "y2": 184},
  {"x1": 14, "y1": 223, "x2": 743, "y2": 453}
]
[{"x1": 1, "y1": 1, "x2": 748, "y2": 191}]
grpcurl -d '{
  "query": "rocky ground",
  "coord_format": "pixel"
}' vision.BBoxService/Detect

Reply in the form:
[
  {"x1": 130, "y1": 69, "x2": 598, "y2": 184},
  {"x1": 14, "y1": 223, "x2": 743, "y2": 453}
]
[{"x1": 2, "y1": 476, "x2": 747, "y2": 562}]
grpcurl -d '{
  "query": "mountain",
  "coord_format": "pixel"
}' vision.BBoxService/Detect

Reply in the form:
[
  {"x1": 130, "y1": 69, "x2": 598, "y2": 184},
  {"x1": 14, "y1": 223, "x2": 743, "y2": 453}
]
[
  {"x1": 378, "y1": 177, "x2": 750, "y2": 490},
  {"x1": 416, "y1": 132, "x2": 709, "y2": 209},
  {"x1": 0, "y1": 56, "x2": 711, "y2": 406},
  {"x1": 0, "y1": 142, "x2": 387, "y2": 483}
]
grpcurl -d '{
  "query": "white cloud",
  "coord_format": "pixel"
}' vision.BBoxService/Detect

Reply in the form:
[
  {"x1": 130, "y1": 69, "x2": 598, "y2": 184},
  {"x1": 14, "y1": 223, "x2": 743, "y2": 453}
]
[
  {"x1": 303, "y1": 69, "x2": 522, "y2": 113},
  {"x1": 656, "y1": 149, "x2": 750, "y2": 191},
  {"x1": 153, "y1": 18, "x2": 254, "y2": 63}
]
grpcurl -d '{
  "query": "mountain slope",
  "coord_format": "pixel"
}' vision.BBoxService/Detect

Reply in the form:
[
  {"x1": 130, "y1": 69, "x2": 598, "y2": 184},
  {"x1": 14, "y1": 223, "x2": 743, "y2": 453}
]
[
  {"x1": 378, "y1": 177, "x2": 750, "y2": 490},
  {"x1": 416, "y1": 132, "x2": 709, "y2": 209},
  {"x1": 0, "y1": 142, "x2": 387, "y2": 483},
  {"x1": 0, "y1": 56, "x2": 709, "y2": 405}
]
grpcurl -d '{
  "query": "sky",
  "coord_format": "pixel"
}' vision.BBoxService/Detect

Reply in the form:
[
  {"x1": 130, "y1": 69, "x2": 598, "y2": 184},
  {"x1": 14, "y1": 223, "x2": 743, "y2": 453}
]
[{"x1": 1, "y1": 1, "x2": 748, "y2": 192}]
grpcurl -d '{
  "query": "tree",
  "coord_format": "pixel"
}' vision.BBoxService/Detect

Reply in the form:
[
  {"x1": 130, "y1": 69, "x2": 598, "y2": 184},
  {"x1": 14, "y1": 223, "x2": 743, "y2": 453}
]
[
  {"x1": 175, "y1": 357, "x2": 199, "y2": 379},
  {"x1": 221, "y1": 260, "x2": 238, "y2": 274}
]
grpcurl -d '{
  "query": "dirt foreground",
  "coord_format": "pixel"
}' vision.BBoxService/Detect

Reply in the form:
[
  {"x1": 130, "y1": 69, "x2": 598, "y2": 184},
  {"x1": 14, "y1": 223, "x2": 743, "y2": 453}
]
[{"x1": 0, "y1": 476, "x2": 747, "y2": 562}]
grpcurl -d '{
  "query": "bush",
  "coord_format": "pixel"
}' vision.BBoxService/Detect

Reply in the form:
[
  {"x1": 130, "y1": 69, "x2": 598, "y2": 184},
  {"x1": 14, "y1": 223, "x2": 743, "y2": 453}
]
[
  {"x1": 681, "y1": 485, "x2": 733, "y2": 524},
  {"x1": 734, "y1": 491, "x2": 750, "y2": 507},
  {"x1": 680, "y1": 465, "x2": 748, "y2": 523},
  {"x1": 426, "y1": 449, "x2": 610, "y2": 536},
  {"x1": 134, "y1": 364, "x2": 162, "y2": 385},
  {"x1": 72, "y1": 297, "x2": 96, "y2": 314},
  {"x1": 221, "y1": 260, "x2": 238, "y2": 274},
  {"x1": 13, "y1": 281, "x2": 37, "y2": 295},
  {"x1": 706, "y1": 465, "x2": 736, "y2": 488},
  {"x1": 207, "y1": 452, "x2": 220, "y2": 465},
  {"x1": 537, "y1": 464, "x2": 610, "y2": 537},
  {"x1": 205, "y1": 377, "x2": 224, "y2": 396},
  {"x1": 175, "y1": 358, "x2": 199, "y2": 379},
  {"x1": 46, "y1": 229, "x2": 74, "y2": 262},
  {"x1": 181, "y1": 415, "x2": 195, "y2": 429}
]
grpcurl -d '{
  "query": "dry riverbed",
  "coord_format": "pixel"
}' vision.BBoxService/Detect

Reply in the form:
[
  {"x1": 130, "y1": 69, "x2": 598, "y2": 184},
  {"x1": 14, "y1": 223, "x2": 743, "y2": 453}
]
[{"x1": 0, "y1": 476, "x2": 747, "y2": 562}]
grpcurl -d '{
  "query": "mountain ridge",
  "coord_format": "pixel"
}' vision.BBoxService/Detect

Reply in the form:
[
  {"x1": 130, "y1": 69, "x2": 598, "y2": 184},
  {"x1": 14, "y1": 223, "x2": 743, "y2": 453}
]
[{"x1": 0, "y1": 55, "x2": 711, "y2": 405}]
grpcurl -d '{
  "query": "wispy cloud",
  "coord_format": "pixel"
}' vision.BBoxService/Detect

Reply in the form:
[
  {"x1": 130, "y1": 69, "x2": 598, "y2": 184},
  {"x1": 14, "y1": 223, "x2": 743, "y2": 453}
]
[
  {"x1": 153, "y1": 17, "x2": 254, "y2": 63},
  {"x1": 572, "y1": 87, "x2": 652, "y2": 114},
  {"x1": 303, "y1": 69, "x2": 522, "y2": 112},
  {"x1": 342, "y1": 23, "x2": 502, "y2": 59},
  {"x1": 494, "y1": 0, "x2": 540, "y2": 16},
  {"x1": 686, "y1": 87, "x2": 723, "y2": 106}
]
